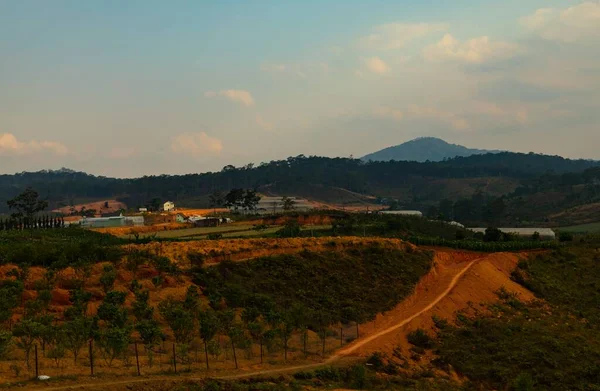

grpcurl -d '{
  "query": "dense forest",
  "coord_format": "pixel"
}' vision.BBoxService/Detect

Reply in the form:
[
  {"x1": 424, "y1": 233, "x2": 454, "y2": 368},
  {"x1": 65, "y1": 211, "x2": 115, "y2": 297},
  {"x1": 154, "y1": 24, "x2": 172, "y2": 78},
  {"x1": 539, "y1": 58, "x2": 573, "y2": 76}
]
[{"x1": 1, "y1": 153, "x2": 599, "y2": 220}]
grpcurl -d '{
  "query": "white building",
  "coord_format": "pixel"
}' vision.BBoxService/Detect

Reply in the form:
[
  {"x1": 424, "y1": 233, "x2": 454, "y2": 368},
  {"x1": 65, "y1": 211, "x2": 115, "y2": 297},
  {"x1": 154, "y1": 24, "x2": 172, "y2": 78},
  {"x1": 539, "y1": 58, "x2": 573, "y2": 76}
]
[
  {"x1": 470, "y1": 228, "x2": 556, "y2": 240},
  {"x1": 138, "y1": 207, "x2": 148, "y2": 213},
  {"x1": 163, "y1": 201, "x2": 175, "y2": 212},
  {"x1": 379, "y1": 210, "x2": 423, "y2": 217}
]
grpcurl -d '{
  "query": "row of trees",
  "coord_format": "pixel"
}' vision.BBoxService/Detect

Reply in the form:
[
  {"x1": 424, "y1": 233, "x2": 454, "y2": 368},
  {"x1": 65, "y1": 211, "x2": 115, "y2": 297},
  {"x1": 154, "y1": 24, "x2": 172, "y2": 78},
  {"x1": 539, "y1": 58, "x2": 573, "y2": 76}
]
[
  {"x1": 0, "y1": 216, "x2": 65, "y2": 231},
  {"x1": 0, "y1": 281, "x2": 346, "y2": 372}
]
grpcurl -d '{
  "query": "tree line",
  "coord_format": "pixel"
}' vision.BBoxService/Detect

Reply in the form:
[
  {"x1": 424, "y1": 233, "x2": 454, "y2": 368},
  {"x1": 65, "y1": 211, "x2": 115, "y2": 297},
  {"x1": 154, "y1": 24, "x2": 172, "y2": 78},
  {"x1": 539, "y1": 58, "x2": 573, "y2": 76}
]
[{"x1": 2, "y1": 153, "x2": 599, "y2": 214}]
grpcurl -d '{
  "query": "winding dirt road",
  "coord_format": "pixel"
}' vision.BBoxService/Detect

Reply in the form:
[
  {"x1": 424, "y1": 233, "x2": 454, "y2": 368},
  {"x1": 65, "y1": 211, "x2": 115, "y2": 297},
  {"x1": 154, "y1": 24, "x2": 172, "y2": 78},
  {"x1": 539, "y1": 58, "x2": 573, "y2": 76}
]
[{"x1": 30, "y1": 252, "x2": 485, "y2": 391}]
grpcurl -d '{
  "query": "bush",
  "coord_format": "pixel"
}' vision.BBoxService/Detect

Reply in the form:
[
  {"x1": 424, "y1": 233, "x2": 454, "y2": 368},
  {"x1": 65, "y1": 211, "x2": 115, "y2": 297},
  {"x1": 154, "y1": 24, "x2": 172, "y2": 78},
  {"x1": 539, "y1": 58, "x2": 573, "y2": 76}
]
[
  {"x1": 407, "y1": 328, "x2": 433, "y2": 349},
  {"x1": 558, "y1": 231, "x2": 574, "y2": 242}
]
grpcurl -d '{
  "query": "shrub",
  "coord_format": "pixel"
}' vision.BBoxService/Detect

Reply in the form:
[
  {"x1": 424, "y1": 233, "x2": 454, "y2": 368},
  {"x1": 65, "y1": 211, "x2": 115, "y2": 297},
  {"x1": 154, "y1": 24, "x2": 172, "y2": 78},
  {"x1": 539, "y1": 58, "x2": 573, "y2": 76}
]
[{"x1": 407, "y1": 328, "x2": 433, "y2": 349}]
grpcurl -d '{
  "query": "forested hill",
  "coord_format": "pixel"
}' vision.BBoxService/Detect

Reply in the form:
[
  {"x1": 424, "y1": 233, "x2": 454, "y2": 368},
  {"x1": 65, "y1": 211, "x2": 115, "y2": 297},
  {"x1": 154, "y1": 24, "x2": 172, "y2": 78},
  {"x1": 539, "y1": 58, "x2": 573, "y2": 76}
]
[
  {"x1": 362, "y1": 137, "x2": 499, "y2": 162},
  {"x1": 0, "y1": 152, "x2": 598, "y2": 213}
]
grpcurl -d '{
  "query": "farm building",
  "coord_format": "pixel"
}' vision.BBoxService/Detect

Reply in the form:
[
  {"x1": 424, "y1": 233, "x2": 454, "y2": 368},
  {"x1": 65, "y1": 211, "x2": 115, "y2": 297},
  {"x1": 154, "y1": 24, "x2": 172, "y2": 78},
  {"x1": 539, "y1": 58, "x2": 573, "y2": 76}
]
[
  {"x1": 80, "y1": 215, "x2": 126, "y2": 228},
  {"x1": 80, "y1": 215, "x2": 144, "y2": 229},
  {"x1": 163, "y1": 201, "x2": 175, "y2": 212},
  {"x1": 470, "y1": 228, "x2": 556, "y2": 240},
  {"x1": 190, "y1": 216, "x2": 221, "y2": 227},
  {"x1": 379, "y1": 210, "x2": 423, "y2": 217},
  {"x1": 175, "y1": 214, "x2": 187, "y2": 223},
  {"x1": 231, "y1": 196, "x2": 314, "y2": 214},
  {"x1": 138, "y1": 207, "x2": 148, "y2": 212}
]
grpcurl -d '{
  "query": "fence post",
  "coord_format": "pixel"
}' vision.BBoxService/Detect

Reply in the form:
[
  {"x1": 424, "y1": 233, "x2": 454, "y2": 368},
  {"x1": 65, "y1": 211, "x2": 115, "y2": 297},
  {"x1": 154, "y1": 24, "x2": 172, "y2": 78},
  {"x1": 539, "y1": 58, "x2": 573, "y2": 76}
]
[
  {"x1": 34, "y1": 344, "x2": 39, "y2": 379},
  {"x1": 89, "y1": 339, "x2": 94, "y2": 376},
  {"x1": 135, "y1": 342, "x2": 141, "y2": 376},
  {"x1": 172, "y1": 343, "x2": 177, "y2": 374}
]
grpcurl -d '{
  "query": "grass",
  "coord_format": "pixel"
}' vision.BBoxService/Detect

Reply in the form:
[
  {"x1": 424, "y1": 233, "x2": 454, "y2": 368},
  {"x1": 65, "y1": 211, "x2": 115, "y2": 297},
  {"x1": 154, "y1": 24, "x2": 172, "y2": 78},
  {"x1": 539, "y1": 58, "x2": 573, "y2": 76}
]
[
  {"x1": 434, "y1": 295, "x2": 600, "y2": 391},
  {"x1": 512, "y1": 245, "x2": 600, "y2": 324},
  {"x1": 559, "y1": 221, "x2": 600, "y2": 233}
]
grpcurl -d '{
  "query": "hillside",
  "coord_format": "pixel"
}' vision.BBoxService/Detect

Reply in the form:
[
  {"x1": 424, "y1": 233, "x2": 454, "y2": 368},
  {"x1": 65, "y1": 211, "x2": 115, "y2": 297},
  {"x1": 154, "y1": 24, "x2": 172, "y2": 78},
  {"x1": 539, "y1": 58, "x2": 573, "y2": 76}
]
[
  {"x1": 2, "y1": 153, "x2": 599, "y2": 220},
  {"x1": 361, "y1": 137, "x2": 499, "y2": 162}
]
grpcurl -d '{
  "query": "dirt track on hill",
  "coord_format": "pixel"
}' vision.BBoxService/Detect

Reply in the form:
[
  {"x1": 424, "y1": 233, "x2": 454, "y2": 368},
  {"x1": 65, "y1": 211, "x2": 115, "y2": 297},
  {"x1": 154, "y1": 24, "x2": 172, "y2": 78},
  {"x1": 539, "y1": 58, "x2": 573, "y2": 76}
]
[{"x1": 21, "y1": 249, "x2": 532, "y2": 391}]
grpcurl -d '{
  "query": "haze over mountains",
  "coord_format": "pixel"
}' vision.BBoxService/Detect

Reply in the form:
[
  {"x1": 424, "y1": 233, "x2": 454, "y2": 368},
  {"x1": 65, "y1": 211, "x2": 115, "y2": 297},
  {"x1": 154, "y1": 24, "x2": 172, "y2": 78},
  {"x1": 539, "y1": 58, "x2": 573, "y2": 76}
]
[{"x1": 362, "y1": 137, "x2": 501, "y2": 162}]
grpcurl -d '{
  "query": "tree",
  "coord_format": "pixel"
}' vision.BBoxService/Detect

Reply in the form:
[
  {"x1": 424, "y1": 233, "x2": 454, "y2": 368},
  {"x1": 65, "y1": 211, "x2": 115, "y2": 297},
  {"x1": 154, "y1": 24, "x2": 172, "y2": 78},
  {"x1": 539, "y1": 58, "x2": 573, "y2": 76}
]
[
  {"x1": 96, "y1": 291, "x2": 132, "y2": 366},
  {"x1": 6, "y1": 187, "x2": 48, "y2": 220},
  {"x1": 484, "y1": 227, "x2": 503, "y2": 242},
  {"x1": 281, "y1": 196, "x2": 296, "y2": 212},
  {"x1": 198, "y1": 309, "x2": 220, "y2": 369},
  {"x1": 243, "y1": 190, "x2": 261, "y2": 213},
  {"x1": 63, "y1": 315, "x2": 95, "y2": 364},
  {"x1": 0, "y1": 330, "x2": 13, "y2": 360},
  {"x1": 224, "y1": 189, "x2": 245, "y2": 212},
  {"x1": 132, "y1": 289, "x2": 162, "y2": 366},
  {"x1": 209, "y1": 190, "x2": 224, "y2": 214},
  {"x1": 158, "y1": 297, "x2": 196, "y2": 345},
  {"x1": 0, "y1": 279, "x2": 24, "y2": 323},
  {"x1": 100, "y1": 265, "x2": 117, "y2": 294},
  {"x1": 13, "y1": 318, "x2": 44, "y2": 368}
]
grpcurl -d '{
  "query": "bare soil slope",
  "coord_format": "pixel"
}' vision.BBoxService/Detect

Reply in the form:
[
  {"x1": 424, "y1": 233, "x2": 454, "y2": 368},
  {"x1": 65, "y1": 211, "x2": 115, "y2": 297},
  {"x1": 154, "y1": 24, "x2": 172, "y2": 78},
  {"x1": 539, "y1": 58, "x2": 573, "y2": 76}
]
[{"x1": 336, "y1": 251, "x2": 534, "y2": 358}]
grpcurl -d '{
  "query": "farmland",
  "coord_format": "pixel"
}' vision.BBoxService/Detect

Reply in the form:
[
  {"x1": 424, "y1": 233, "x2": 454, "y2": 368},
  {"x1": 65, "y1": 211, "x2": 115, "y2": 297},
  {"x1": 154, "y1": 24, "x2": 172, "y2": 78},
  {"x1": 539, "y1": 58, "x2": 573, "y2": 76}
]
[{"x1": 558, "y1": 221, "x2": 600, "y2": 233}]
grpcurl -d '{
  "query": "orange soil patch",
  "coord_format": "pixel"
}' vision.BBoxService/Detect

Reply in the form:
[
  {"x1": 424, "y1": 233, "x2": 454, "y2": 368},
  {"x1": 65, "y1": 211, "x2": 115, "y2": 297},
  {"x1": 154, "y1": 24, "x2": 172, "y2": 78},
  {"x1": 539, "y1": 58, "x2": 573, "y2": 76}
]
[
  {"x1": 128, "y1": 237, "x2": 413, "y2": 266},
  {"x1": 52, "y1": 200, "x2": 126, "y2": 215},
  {"x1": 335, "y1": 250, "x2": 534, "y2": 359},
  {"x1": 176, "y1": 208, "x2": 229, "y2": 217},
  {"x1": 93, "y1": 222, "x2": 190, "y2": 236}
]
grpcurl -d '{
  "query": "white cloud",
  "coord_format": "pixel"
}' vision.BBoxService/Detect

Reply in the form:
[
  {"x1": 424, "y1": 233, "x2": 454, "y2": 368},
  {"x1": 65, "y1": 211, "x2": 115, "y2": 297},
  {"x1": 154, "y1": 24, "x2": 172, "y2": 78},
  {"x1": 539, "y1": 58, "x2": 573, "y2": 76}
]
[
  {"x1": 520, "y1": 2, "x2": 600, "y2": 42},
  {"x1": 407, "y1": 105, "x2": 470, "y2": 131},
  {"x1": 373, "y1": 106, "x2": 404, "y2": 121},
  {"x1": 0, "y1": 133, "x2": 68, "y2": 156},
  {"x1": 255, "y1": 114, "x2": 275, "y2": 131},
  {"x1": 260, "y1": 63, "x2": 286, "y2": 72},
  {"x1": 359, "y1": 23, "x2": 448, "y2": 50},
  {"x1": 423, "y1": 34, "x2": 519, "y2": 64},
  {"x1": 204, "y1": 89, "x2": 255, "y2": 107},
  {"x1": 170, "y1": 132, "x2": 223, "y2": 156},
  {"x1": 364, "y1": 56, "x2": 390, "y2": 74}
]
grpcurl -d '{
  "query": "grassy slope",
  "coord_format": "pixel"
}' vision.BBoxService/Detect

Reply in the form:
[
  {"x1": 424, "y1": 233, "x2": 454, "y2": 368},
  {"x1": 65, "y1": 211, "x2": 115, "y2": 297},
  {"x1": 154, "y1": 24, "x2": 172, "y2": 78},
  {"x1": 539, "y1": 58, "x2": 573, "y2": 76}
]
[
  {"x1": 430, "y1": 243, "x2": 600, "y2": 390},
  {"x1": 559, "y1": 221, "x2": 600, "y2": 233},
  {"x1": 194, "y1": 247, "x2": 433, "y2": 324}
]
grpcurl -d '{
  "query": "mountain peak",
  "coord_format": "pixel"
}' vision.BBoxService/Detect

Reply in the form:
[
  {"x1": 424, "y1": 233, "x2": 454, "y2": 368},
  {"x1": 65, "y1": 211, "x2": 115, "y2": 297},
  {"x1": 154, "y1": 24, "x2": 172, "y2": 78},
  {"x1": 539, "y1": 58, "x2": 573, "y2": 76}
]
[{"x1": 362, "y1": 137, "x2": 498, "y2": 162}]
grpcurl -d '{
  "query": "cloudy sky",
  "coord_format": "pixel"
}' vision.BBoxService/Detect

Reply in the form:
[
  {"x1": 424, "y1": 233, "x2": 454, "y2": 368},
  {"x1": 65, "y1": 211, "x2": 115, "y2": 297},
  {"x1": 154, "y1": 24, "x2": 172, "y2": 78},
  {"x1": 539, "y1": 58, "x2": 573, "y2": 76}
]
[{"x1": 1, "y1": 1, "x2": 599, "y2": 177}]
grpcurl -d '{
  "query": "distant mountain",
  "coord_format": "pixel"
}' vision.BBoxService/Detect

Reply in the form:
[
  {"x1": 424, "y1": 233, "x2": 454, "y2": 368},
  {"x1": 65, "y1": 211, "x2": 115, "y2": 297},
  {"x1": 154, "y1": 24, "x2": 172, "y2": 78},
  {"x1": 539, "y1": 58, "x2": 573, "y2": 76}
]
[{"x1": 362, "y1": 137, "x2": 500, "y2": 162}]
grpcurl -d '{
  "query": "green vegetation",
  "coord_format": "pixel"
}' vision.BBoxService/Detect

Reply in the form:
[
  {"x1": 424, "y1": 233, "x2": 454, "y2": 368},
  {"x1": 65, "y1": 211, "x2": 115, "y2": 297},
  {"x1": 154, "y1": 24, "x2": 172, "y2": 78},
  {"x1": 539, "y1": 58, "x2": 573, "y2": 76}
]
[
  {"x1": 512, "y1": 245, "x2": 600, "y2": 324},
  {"x1": 194, "y1": 247, "x2": 433, "y2": 333},
  {"x1": 559, "y1": 221, "x2": 600, "y2": 233},
  {"x1": 408, "y1": 236, "x2": 559, "y2": 252},
  {"x1": 416, "y1": 240, "x2": 600, "y2": 390},
  {"x1": 434, "y1": 294, "x2": 600, "y2": 391},
  {"x1": 2, "y1": 154, "x2": 599, "y2": 226},
  {"x1": 0, "y1": 228, "x2": 123, "y2": 267}
]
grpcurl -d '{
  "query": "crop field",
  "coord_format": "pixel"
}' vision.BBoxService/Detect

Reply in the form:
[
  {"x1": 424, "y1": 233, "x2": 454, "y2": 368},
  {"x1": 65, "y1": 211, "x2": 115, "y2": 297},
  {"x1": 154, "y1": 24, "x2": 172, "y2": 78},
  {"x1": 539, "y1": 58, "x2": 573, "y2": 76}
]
[
  {"x1": 125, "y1": 224, "x2": 333, "y2": 239},
  {"x1": 559, "y1": 222, "x2": 600, "y2": 233}
]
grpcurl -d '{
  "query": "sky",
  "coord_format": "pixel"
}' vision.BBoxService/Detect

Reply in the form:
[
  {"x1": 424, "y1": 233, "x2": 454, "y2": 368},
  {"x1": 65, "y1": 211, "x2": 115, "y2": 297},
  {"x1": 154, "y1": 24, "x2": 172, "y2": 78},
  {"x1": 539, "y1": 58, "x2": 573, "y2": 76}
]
[{"x1": 1, "y1": 0, "x2": 599, "y2": 177}]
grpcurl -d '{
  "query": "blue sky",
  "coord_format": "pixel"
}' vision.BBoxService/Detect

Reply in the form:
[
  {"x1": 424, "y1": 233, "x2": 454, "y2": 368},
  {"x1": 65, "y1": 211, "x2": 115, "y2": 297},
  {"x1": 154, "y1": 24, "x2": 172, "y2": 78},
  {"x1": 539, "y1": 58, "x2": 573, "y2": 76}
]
[{"x1": 0, "y1": 0, "x2": 599, "y2": 177}]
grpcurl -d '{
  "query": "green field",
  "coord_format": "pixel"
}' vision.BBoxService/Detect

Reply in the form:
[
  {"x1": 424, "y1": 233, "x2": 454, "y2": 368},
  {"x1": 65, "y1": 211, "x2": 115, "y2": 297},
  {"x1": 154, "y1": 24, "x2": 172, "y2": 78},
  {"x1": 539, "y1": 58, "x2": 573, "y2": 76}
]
[{"x1": 559, "y1": 222, "x2": 600, "y2": 233}]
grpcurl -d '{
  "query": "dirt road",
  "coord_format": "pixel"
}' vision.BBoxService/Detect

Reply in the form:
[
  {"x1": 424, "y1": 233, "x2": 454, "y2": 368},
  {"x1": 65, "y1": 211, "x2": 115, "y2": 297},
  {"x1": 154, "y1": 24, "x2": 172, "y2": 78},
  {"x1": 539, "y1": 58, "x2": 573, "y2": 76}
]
[{"x1": 26, "y1": 250, "x2": 492, "y2": 391}]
